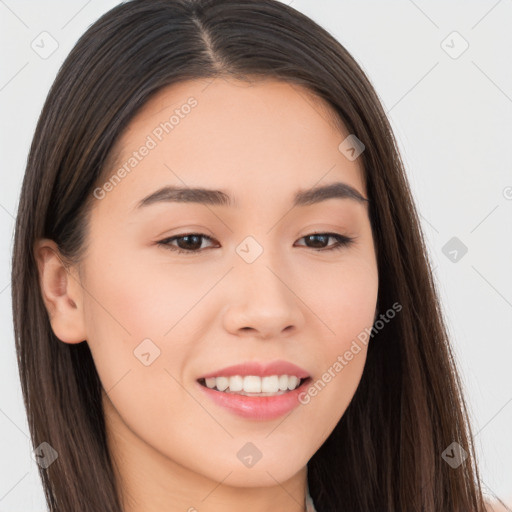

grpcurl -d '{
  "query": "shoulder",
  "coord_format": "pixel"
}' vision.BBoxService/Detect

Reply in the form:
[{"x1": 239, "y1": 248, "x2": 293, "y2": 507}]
[{"x1": 484, "y1": 500, "x2": 511, "y2": 512}]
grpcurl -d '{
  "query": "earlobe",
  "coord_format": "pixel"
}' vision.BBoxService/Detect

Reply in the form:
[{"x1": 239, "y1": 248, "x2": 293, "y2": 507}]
[{"x1": 34, "y1": 238, "x2": 87, "y2": 344}]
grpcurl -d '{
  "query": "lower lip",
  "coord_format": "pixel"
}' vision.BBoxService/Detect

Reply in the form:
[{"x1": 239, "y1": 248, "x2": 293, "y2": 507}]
[{"x1": 197, "y1": 378, "x2": 312, "y2": 421}]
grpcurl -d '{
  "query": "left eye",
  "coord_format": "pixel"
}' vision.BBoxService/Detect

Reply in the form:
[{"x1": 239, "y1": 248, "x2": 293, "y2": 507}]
[{"x1": 157, "y1": 232, "x2": 355, "y2": 255}]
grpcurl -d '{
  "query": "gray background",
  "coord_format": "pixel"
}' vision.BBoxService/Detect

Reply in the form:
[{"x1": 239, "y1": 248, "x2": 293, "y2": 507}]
[{"x1": 1, "y1": 0, "x2": 511, "y2": 510}]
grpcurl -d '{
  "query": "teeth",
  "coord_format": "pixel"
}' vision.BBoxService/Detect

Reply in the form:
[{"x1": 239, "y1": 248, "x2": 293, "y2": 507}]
[
  {"x1": 229, "y1": 375, "x2": 243, "y2": 392},
  {"x1": 203, "y1": 375, "x2": 304, "y2": 394}
]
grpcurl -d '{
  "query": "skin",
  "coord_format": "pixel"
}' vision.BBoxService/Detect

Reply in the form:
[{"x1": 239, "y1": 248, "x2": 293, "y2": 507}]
[{"x1": 35, "y1": 77, "x2": 379, "y2": 512}]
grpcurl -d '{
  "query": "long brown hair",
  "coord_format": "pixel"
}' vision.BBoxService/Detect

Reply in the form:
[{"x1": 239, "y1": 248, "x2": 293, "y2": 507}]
[{"x1": 11, "y1": 0, "x2": 487, "y2": 510}]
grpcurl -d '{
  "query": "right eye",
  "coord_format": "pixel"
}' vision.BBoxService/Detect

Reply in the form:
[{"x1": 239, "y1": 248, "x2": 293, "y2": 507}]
[{"x1": 157, "y1": 233, "x2": 218, "y2": 254}]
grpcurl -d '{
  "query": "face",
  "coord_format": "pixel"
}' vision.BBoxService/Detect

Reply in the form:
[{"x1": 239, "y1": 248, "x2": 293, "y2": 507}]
[{"x1": 40, "y1": 77, "x2": 378, "y2": 506}]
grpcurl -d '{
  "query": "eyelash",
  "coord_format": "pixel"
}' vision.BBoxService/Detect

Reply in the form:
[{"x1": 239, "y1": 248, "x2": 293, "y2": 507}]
[{"x1": 157, "y1": 232, "x2": 355, "y2": 255}]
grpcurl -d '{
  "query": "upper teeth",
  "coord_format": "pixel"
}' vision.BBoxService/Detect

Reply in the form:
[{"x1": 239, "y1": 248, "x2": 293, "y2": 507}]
[{"x1": 204, "y1": 375, "x2": 302, "y2": 393}]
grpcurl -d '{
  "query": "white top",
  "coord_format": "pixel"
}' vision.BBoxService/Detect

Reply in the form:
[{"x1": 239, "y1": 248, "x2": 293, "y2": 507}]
[
  {"x1": 305, "y1": 479, "x2": 317, "y2": 512},
  {"x1": 304, "y1": 465, "x2": 316, "y2": 512}
]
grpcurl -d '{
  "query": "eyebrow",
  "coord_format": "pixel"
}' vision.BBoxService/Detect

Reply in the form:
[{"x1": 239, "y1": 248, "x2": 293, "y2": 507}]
[{"x1": 135, "y1": 181, "x2": 369, "y2": 210}]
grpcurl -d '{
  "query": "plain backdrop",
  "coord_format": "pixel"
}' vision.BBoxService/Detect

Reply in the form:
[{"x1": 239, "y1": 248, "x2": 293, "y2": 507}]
[{"x1": 1, "y1": 1, "x2": 511, "y2": 510}]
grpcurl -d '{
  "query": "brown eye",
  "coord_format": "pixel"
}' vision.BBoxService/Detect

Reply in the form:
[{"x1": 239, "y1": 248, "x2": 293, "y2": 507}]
[
  {"x1": 158, "y1": 233, "x2": 216, "y2": 254},
  {"x1": 295, "y1": 233, "x2": 355, "y2": 252},
  {"x1": 157, "y1": 232, "x2": 355, "y2": 256}
]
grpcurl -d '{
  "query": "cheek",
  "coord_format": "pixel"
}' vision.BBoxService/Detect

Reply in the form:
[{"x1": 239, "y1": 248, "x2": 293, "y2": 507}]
[
  {"x1": 81, "y1": 251, "x2": 179, "y2": 351},
  {"x1": 295, "y1": 255, "x2": 378, "y2": 433},
  {"x1": 85, "y1": 246, "x2": 219, "y2": 340},
  {"x1": 81, "y1": 255, "x2": 200, "y2": 469},
  {"x1": 300, "y1": 252, "x2": 379, "y2": 338},
  {"x1": 80, "y1": 248, "x2": 218, "y2": 432},
  {"x1": 79, "y1": 246, "x2": 173, "y2": 398}
]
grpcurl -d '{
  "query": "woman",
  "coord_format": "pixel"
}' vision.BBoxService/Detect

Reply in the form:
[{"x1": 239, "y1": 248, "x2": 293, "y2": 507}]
[{"x1": 12, "y1": 0, "x2": 490, "y2": 510}]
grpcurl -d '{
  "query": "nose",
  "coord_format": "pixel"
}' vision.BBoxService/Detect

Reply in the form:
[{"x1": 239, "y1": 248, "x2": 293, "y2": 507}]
[{"x1": 222, "y1": 256, "x2": 305, "y2": 340}]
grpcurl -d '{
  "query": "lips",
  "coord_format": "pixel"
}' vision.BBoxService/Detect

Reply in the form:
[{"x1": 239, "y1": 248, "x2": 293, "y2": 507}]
[
  {"x1": 197, "y1": 360, "x2": 310, "y2": 380},
  {"x1": 197, "y1": 376, "x2": 312, "y2": 420}
]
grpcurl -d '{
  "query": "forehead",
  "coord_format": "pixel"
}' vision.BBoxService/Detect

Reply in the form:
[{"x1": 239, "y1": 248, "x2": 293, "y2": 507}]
[
  {"x1": 129, "y1": 76, "x2": 348, "y2": 135},
  {"x1": 98, "y1": 76, "x2": 366, "y2": 210}
]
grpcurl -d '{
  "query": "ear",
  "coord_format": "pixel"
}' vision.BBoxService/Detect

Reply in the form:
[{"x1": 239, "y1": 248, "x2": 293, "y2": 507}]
[{"x1": 34, "y1": 238, "x2": 87, "y2": 344}]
